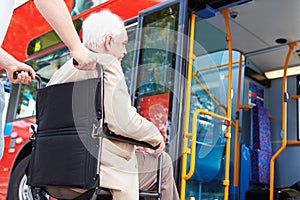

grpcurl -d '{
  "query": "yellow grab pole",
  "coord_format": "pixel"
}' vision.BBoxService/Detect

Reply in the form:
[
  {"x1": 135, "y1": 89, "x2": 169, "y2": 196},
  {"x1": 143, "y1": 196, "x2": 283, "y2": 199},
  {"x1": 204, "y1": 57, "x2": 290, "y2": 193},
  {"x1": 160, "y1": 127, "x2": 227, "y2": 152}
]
[
  {"x1": 221, "y1": 8, "x2": 233, "y2": 200},
  {"x1": 239, "y1": 105, "x2": 252, "y2": 110},
  {"x1": 269, "y1": 42, "x2": 297, "y2": 200},
  {"x1": 194, "y1": 109, "x2": 231, "y2": 122},
  {"x1": 194, "y1": 60, "x2": 244, "y2": 74},
  {"x1": 233, "y1": 53, "x2": 243, "y2": 189},
  {"x1": 291, "y1": 95, "x2": 300, "y2": 101},
  {"x1": 287, "y1": 141, "x2": 300, "y2": 146},
  {"x1": 180, "y1": 13, "x2": 196, "y2": 200}
]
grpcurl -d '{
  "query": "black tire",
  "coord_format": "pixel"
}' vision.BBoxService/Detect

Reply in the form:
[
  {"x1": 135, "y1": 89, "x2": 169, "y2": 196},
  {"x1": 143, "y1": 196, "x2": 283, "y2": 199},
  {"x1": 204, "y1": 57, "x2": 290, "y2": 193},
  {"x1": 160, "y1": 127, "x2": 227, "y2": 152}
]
[{"x1": 6, "y1": 155, "x2": 33, "y2": 200}]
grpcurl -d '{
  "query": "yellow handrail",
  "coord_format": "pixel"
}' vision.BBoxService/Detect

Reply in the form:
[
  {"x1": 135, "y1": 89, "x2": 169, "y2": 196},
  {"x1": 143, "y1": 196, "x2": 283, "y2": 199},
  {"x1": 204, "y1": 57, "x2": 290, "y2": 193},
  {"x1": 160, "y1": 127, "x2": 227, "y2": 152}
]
[
  {"x1": 185, "y1": 108, "x2": 231, "y2": 190},
  {"x1": 233, "y1": 53, "x2": 243, "y2": 189},
  {"x1": 194, "y1": 60, "x2": 244, "y2": 74},
  {"x1": 291, "y1": 95, "x2": 300, "y2": 101},
  {"x1": 180, "y1": 13, "x2": 196, "y2": 200},
  {"x1": 195, "y1": 109, "x2": 231, "y2": 122},
  {"x1": 192, "y1": 73, "x2": 239, "y2": 129},
  {"x1": 239, "y1": 105, "x2": 252, "y2": 110},
  {"x1": 269, "y1": 42, "x2": 297, "y2": 200},
  {"x1": 192, "y1": 74, "x2": 227, "y2": 116},
  {"x1": 287, "y1": 140, "x2": 300, "y2": 146},
  {"x1": 220, "y1": 8, "x2": 233, "y2": 200}
]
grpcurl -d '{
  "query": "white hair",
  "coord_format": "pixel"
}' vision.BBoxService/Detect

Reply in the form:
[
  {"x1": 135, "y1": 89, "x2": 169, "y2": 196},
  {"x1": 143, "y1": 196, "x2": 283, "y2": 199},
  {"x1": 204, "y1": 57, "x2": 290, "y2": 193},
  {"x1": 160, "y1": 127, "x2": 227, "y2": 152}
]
[{"x1": 82, "y1": 10, "x2": 124, "y2": 50}]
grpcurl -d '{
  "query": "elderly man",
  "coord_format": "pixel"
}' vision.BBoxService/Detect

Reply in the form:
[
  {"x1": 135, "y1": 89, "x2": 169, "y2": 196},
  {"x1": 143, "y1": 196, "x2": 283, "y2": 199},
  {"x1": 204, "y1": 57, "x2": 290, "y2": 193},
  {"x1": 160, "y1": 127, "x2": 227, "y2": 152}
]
[{"x1": 47, "y1": 10, "x2": 179, "y2": 200}]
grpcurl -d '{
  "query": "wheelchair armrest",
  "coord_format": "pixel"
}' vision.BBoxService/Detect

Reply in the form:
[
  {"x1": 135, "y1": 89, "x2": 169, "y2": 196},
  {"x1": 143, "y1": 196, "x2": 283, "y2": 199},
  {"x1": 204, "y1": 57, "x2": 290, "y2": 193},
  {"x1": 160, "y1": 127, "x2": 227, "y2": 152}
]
[{"x1": 104, "y1": 131, "x2": 160, "y2": 150}]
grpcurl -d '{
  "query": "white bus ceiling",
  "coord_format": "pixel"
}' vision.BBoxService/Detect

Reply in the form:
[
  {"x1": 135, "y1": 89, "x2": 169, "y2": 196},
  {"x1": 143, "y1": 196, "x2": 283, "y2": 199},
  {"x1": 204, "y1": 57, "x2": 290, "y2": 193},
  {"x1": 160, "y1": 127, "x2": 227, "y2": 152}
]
[{"x1": 202, "y1": 0, "x2": 300, "y2": 74}]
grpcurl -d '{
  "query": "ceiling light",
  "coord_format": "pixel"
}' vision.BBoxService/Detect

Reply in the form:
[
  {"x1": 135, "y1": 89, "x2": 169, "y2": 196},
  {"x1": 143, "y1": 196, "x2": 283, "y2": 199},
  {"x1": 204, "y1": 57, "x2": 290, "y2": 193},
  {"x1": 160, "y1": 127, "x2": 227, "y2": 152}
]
[{"x1": 264, "y1": 65, "x2": 300, "y2": 79}]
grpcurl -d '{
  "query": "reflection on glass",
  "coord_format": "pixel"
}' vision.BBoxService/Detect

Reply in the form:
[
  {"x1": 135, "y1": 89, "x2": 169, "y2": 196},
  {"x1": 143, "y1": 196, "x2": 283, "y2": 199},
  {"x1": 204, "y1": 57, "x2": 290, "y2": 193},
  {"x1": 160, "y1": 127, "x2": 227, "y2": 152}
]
[
  {"x1": 134, "y1": 4, "x2": 179, "y2": 144},
  {"x1": 135, "y1": 4, "x2": 179, "y2": 98},
  {"x1": 17, "y1": 83, "x2": 37, "y2": 119},
  {"x1": 121, "y1": 23, "x2": 137, "y2": 94}
]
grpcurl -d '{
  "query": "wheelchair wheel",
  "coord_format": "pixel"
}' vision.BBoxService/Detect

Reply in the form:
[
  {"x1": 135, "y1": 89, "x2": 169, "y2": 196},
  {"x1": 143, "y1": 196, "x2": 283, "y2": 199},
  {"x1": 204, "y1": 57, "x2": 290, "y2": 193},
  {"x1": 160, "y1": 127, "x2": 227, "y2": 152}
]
[{"x1": 6, "y1": 155, "x2": 50, "y2": 200}]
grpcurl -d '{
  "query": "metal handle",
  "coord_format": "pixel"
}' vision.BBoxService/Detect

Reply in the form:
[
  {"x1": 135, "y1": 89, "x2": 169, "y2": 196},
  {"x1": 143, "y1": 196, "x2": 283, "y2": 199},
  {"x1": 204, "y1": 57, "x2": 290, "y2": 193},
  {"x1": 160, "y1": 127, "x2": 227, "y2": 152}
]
[
  {"x1": 13, "y1": 71, "x2": 33, "y2": 80},
  {"x1": 73, "y1": 58, "x2": 79, "y2": 65}
]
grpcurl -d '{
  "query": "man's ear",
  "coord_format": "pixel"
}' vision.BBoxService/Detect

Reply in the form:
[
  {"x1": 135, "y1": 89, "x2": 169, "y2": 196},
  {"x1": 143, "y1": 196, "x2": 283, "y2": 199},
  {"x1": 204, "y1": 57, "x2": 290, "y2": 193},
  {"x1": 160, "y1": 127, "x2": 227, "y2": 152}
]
[{"x1": 104, "y1": 35, "x2": 112, "y2": 51}]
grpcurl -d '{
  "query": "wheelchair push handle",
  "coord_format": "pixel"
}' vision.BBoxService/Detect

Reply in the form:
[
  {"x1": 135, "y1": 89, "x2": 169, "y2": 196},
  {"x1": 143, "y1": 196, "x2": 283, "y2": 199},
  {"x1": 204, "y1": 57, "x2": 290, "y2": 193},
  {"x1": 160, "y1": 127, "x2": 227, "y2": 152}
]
[
  {"x1": 13, "y1": 71, "x2": 43, "y2": 89},
  {"x1": 73, "y1": 58, "x2": 79, "y2": 66},
  {"x1": 13, "y1": 70, "x2": 32, "y2": 80}
]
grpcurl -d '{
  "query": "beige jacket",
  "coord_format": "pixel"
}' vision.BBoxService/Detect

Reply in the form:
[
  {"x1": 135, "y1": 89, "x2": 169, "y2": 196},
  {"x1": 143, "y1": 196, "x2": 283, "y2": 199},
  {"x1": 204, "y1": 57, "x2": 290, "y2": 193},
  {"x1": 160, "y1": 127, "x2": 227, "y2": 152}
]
[{"x1": 47, "y1": 55, "x2": 163, "y2": 193}]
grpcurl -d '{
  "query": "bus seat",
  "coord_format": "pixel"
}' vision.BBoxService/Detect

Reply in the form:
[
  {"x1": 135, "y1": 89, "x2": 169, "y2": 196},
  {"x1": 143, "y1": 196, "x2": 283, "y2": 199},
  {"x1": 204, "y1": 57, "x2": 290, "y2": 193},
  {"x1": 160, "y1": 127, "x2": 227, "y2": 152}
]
[
  {"x1": 191, "y1": 137, "x2": 225, "y2": 182},
  {"x1": 26, "y1": 64, "x2": 162, "y2": 200},
  {"x1": 188, "y1": 119, "x2": 226, "y2": 182},
  {"x1": 250, "y1": 105, "x2": 272, "y2": 184},
  {"x1": 250, "y1": 149, "x2": 272, "y2": 184},
  {"x1": 251, "y1": 106, "x2": 272, "y2": 152}
]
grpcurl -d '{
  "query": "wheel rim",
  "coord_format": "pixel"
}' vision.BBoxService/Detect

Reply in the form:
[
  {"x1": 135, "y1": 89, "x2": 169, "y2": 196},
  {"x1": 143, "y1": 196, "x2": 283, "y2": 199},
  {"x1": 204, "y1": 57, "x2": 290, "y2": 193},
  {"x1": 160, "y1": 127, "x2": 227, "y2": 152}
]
[
  {"x1": 18, "y1": 174, "x2": 33, "y2": 200},
  {"x1": 18, "y1": 174, "x2": 51, "y2": 200}
]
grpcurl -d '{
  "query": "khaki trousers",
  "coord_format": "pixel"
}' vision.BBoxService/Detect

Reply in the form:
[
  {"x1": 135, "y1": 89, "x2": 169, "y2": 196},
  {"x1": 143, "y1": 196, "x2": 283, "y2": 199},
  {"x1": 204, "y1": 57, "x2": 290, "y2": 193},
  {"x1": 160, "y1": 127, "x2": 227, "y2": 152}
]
[
  {"x1": 137, "y1": 151, "x2": 179, "y2": 200},
  {"x1": 111, "y1": 151, "x2": 179, "y2": 200}
]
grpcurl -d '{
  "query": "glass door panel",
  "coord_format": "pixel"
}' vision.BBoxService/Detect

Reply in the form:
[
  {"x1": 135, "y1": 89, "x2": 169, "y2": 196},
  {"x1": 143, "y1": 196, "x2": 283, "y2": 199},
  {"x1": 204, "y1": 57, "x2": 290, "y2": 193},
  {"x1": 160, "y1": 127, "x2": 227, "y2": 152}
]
[{"x1": 134, "y1": 3, "x2": 180, "y2": 143}]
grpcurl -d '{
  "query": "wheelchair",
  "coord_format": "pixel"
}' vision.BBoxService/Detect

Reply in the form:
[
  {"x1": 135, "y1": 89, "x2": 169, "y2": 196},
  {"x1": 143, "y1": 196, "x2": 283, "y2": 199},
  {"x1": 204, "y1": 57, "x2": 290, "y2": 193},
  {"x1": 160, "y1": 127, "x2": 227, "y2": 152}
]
[{"x1": 26, "y1": 64, "x2": 162, "y2": 200}]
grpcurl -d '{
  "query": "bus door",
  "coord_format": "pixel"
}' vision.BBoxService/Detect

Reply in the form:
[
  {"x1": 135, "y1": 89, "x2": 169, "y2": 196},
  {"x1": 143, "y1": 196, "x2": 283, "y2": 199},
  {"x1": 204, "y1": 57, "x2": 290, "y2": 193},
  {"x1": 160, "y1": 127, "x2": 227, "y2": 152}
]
[
  {"x1": 181, "y1": 12, "x2": 234, "y2": 200},
  {"x1": 131, "y1": 0, "x2": 184, "y2": 183}
]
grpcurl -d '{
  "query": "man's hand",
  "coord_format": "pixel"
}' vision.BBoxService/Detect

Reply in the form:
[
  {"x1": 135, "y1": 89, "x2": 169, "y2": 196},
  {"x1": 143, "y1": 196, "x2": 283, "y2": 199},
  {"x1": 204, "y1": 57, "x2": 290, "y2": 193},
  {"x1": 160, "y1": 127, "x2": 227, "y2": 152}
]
[{"x1": 154, "y1": 140, "x2": 165, "y2": 156}]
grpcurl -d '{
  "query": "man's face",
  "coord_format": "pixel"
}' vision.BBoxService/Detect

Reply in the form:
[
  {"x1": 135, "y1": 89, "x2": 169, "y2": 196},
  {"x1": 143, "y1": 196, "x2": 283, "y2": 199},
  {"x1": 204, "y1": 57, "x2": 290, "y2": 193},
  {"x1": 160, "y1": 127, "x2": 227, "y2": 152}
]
[{"x1": 108, "y1": 27, "x2": 128, "y2": 61}]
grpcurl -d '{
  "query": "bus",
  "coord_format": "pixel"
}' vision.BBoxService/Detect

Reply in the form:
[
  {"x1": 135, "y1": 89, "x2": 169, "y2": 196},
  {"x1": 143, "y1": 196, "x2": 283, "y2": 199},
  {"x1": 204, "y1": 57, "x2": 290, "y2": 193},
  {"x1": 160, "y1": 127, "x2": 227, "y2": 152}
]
[{"x1": 1, "y1": 0, "x2": 300, "y2": 199}]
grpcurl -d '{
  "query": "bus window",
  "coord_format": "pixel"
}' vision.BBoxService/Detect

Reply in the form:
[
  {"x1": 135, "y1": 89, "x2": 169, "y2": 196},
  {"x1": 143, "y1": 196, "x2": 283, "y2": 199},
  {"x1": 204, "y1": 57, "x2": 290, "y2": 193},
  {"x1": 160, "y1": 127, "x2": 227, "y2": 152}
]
[
  {"x1": 135, "y1": 4, "x2": 179, "y2": 98},
  {"x1": 0, "y1": 71, "x2": 11, "y2": 129},
  {"x1": 121, "y1": 22, "x2": 138, "y2": 94},
  {"x1": 71, "y1": 0, "x2": 108, "y2": 16},
  {"x1": 134, "y1": 3, "x2": 179, "y2": 142},
  {"x1": 27, "y1": 19, "x2": 82, "y2": 56}
]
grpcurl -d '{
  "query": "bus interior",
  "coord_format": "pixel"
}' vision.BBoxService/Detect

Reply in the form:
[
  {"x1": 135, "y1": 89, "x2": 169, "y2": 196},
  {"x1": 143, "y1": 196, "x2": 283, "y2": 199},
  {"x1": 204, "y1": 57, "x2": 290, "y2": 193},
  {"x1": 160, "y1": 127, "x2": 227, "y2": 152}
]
[{"x1": 1, "y1": 0, "x2": 300, "y2": 200}]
